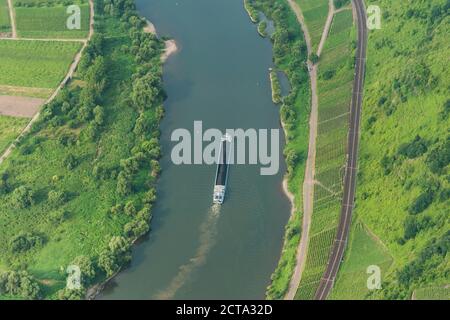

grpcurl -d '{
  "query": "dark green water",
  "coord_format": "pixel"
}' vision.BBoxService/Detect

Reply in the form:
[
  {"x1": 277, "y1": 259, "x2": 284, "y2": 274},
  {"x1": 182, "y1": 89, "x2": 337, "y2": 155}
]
[{"x1": 99, "y1": 0, "x2": 291, "y2": 299}]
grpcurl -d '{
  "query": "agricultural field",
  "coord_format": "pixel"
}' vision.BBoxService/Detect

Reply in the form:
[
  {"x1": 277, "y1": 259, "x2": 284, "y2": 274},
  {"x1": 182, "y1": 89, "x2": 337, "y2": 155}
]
[
  {"x1": 0, "y1": 115, "x2": 28, "y2": 153},
  {"x1": 295, "y1": 0, "x2": 329, "y2": 52},
  {"x1": 0, "y1": 0, "x2": 11, "y2": 34},
  {"x1": 14, "y1": 2, "x2": 90, "y2": 39},
  {"x1": 0, "y1": 40, "x2": 81, "y2": 88},
  {"x1": 329, "y1": 222, "x2": 393, "y2": 300},
  {"x1": 295, "y1": 9, "x2": 355, "y2": 299},
  {"x1": 342, "y1": 0, "x2": 450, "y2": 299}
]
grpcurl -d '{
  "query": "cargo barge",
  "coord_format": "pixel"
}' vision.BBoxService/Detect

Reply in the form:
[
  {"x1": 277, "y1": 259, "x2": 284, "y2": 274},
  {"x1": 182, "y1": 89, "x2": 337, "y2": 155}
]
[{"x1": 213, "y1": 134, "x2": 232, "y2": 204}]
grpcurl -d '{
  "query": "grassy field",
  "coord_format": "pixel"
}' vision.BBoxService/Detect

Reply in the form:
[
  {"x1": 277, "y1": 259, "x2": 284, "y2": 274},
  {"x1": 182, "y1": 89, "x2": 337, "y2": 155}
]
[
  {"x1": 15, "y1": 3, "x2": 90, "y2": 39},
  {"x1": 0, "y1": 0, "x2": 11, "y2": 34},
  {"x1": 343, "y1": 0, "x2": 450, "y2": 299},
  {"x1": 0, "y1": 40, "x2": 81, "y2": 88},
  {"x1": 329, "y1": 222, "x2": 393, "y2": 299},
  {"x1": 0, "y1": 115, "x2": 28, "y2": 153},
  {"x1": 296, "y1": 0, "x2": 330, "y2": 53},
  {"x1": 295, "y1": 9, "x2": 355, "y2": 300}
]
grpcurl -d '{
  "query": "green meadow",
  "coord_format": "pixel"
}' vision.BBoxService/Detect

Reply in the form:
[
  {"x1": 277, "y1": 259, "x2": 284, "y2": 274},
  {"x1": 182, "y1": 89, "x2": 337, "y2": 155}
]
[{"x1": 0, "y1": 40, "x2": 81, "y2": 88}]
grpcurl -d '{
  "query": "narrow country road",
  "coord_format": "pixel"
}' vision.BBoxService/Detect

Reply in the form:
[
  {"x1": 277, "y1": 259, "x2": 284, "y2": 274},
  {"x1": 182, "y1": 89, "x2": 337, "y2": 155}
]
[
  {"x1": 0, "y1": 0, "x2": 95, "y2": 166},
  {"x1": 314, "y1": 0, "x2": 368, "y2": 300},
  {"x1": 7, "y1": 0, "x2": 16, "y2": 38}
]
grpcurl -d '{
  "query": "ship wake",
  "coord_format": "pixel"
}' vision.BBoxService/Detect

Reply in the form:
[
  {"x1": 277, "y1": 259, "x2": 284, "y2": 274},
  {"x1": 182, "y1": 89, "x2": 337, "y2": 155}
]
[{"x1": 155, "y1": 204, "x2": 221, "y2": 299}]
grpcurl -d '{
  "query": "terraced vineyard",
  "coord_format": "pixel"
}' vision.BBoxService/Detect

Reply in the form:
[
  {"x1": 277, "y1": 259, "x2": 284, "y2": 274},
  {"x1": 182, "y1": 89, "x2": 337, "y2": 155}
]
[
  {"x1": 295, "y1": 9, "x2": 355, "y2": 299},
  {"x1": 14, "y1": 2, "x2": 90, "y2": 39},
  {"x1": 295, "y1": 0, "x2": 329, "y2": 52},
  {"x1": 0, "y1": 0, "x2": 11, "y2": 34},
  {"x1": 0, "y1": 40, "x2": 81, "y2": 88}
]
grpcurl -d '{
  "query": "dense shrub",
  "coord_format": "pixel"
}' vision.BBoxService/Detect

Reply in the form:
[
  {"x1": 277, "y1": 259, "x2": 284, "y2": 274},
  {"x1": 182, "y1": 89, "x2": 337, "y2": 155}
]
[
  {"x1": 397, "y1": 135, "x2": 428, "y2": 159},
  {"x1": 48, "y1": 190, "x2": 67, "y2": 207},
  {"x1": 10, "y1": 186, "x2": 35, "y2": 209},
  {"x1": 408, "y1": 190, "x2": 434, "y2": 215},
  {"x1": 0, "y1": 271, "x2": 41, "y2": 299},
  {"x1": 426, "y1": 138, "x2": 450, "y2": 174},
  {"x1": 98, "y1": 236, "x2": 132, "y2": 277},
  {"x1": 71, "y1": 256, "x2": 97, "y2": 285},
  {"x1": 9, "y1": 233, "x2": 44, "y2": 253},
  {"x1": 397, "y1": 231, "x2": 450, "y2": 288}
]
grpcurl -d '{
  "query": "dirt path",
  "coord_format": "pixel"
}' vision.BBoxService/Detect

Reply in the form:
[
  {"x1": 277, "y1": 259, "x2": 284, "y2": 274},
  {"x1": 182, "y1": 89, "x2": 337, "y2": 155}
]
[
  {"x1": 285, "y1": 0, "x2": 335, "y2": 300},
  {"x1": 7, "y1": 0, "x2": 16, "y2": 38},
  {"x1": 285, "y1": 0, "x2": 317, "y2": 300},
  {"x1": 0, "y1": 0, "x2": 94, "y2": 166},
  {"x1": 317, "y1": 0, "x2": 335, "y2": 57}
]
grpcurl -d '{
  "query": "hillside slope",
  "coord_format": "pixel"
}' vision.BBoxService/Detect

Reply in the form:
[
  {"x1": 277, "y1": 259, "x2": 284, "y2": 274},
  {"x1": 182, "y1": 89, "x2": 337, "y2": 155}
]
[{"x1": 332, "y1": 0, "x2": 449, "y2": 300}]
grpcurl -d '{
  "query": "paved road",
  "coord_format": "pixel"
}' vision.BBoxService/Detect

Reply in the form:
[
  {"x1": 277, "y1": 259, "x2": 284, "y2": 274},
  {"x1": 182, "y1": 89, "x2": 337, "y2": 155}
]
[{"x1": 314, "y1": 0, "x2": 368, "y2": 300}]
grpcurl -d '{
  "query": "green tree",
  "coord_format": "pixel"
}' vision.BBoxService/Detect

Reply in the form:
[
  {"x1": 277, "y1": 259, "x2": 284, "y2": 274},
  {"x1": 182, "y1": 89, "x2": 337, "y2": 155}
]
[
  {"x1": 11, "y1": 186, "x2": 34, "y2": 209},
  {"x1": 124, "y1": 201, "x2": 137, "y2": 216},
  {"x1": 116, "y1": 172, "x2": 132, "y2": 196},
  {"x1": 71, "y1": 256, "x2": 96, "y2": 285},
  {"x1": 0, "y1": 271, "x2": 41, "y2": 299}
]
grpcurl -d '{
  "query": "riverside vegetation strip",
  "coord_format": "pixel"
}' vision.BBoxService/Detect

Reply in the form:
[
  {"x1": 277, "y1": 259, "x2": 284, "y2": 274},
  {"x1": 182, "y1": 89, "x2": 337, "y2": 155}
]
[
  {"x1": 0, "y1": 0, "x2": 166, "y2": 299},
  {"x1": 245, "y1": 0, "x2": 311, "y2": 299}
]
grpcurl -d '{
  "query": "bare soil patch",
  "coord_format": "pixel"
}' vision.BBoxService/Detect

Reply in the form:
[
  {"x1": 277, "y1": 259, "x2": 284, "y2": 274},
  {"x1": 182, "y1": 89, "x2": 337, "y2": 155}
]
[{"x1": 0, "y1": 95, "x2": 44, "y2": 118}]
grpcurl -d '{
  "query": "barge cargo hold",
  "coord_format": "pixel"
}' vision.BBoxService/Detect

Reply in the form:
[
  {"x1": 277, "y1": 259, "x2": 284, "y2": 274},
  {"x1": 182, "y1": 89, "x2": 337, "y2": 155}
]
[{"x1": 213, "y1": 134, "x2": 232, "y2": 204}]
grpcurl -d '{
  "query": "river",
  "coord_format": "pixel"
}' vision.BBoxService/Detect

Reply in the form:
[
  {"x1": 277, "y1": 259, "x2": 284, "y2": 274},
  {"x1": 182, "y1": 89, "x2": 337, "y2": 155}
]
[{"x1": 99, "y1": 0, "x2": 291, "y2": 299}]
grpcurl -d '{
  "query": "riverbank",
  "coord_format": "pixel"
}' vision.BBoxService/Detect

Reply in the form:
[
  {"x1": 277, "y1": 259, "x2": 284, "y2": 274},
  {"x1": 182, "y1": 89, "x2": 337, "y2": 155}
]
[
  {"x1": 244, "y1": 0, "x2": 259, "y2": 23},
  {"x1": 269, "y1": 69, "x2": 282, "y2": 104},
  {"x1": 246, "y1": 0, "x2": 312, "y2": 300},
  {"x1": 86, "y1": 16, "x2": 174, "y2": 302},
  {"x1": 144, "y1": 19, "x2": 178, "y2": 62}
]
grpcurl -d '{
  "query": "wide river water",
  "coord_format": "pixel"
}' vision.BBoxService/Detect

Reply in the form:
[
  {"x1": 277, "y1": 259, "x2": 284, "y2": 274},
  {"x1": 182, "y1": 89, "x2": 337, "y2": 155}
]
[{"x1": 99, "y1": 0, "x2": 291, "y2": 299}]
